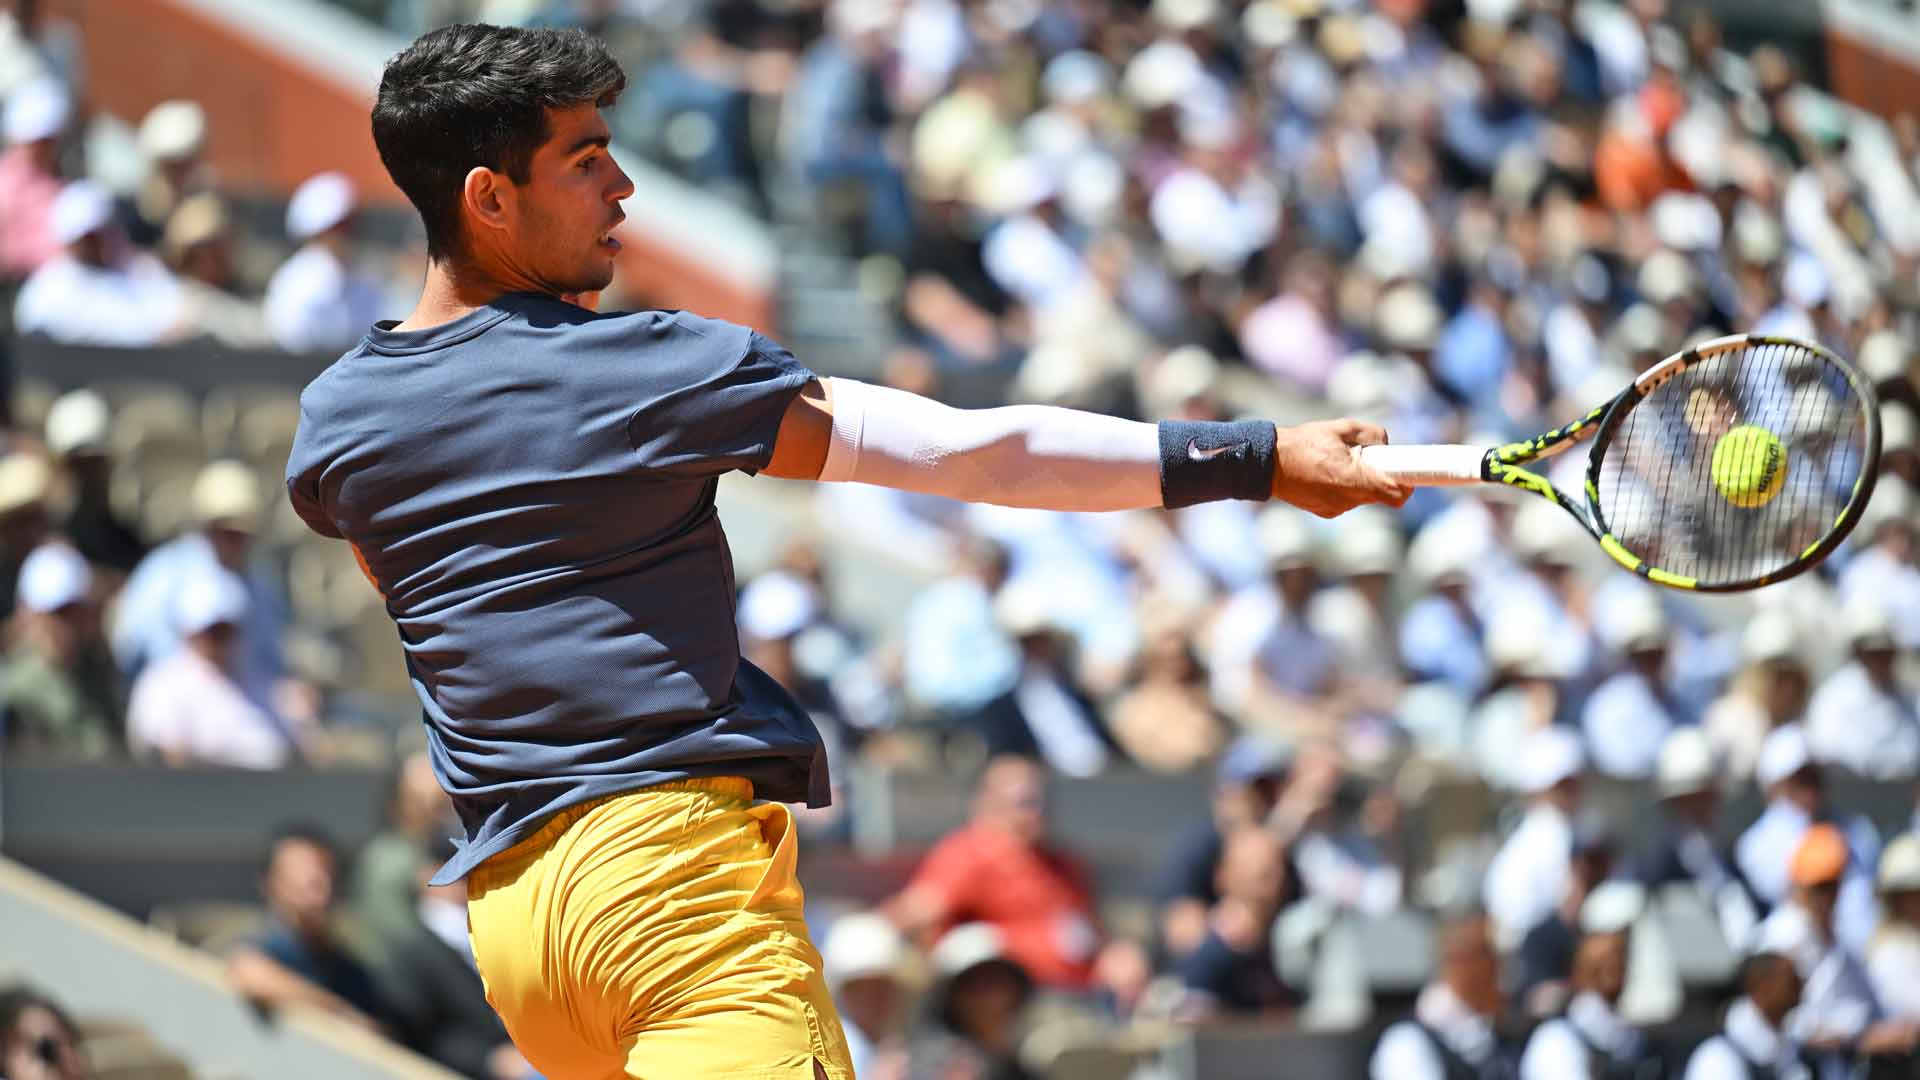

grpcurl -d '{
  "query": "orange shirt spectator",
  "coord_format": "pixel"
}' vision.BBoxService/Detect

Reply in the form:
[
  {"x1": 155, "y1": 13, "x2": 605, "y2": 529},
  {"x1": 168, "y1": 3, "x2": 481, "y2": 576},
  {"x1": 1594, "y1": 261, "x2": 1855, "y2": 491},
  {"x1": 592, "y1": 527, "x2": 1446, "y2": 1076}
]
[{"x1": 890, "y1": 756, "x2": 1103, "y2": 988}]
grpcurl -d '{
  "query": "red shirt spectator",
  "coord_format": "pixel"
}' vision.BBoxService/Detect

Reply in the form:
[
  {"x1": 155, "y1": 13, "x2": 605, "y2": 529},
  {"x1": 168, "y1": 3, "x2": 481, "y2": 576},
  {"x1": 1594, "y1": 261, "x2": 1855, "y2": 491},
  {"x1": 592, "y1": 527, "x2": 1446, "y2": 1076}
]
[{"x1": 891, "y1": 756, "x2": 1102, "y2": 988}]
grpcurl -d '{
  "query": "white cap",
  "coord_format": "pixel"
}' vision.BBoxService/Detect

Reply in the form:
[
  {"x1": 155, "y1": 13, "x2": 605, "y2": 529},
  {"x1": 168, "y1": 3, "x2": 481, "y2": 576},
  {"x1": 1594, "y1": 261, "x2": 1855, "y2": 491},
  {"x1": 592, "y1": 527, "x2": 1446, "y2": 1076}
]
[
  {"x1": 173, "y1": 569, "x2": 250, "y2": 636},
  {"x1": 5, "y1": 78, "x2": 69, "y2": 144},
  {"x1": 1123, "y1": 40, "x2": 1203, "y2": 111},
  {"x1": 1041, "y1": 51, "x2": 1112, "y2": 105},
  {"x1": 1375, "y1": 284, "x2": 1442, "y2": 352},
  {"x1": 1858, "y1": 330, "x2": 1910, "y2": 384},
  {"x1": 1741, "y1": 610, "x2": 1801, "y2": 666},
  {"x1": 1843, "y1": 597, "x2": 1896, "y2": 649},
  {"x1": 994, "y1": 582, "x2": 1056, "y2": 637},
  {"x1": 1580, "y1": 880, "x2": 1647, "y2": 935},
  {"x1": 1258, "y1": 507, "x2": 1316, "y2": 569},
  {"x1": 1486, "y1": 605, "x2": 1567, "y2": 680},
  {"x1": 286, "y1": 171, "x2": 357, "y2": 241},
  {"x1": 1655, "y1": 727, "x2": 1716, "y2": 798},
  {"x1": 974, "y1": 156, "x2": 1056, "y2": 215},
  {"x1": 1326, "y1": 513, "x2": 1402, "y2": 577},
  {"x1": 931, "y1": 922, "x2": 1013, "y2": 978},
  {"x1": 1153, "y1": 345, "x2": 1219, "y2": 405},
  {"x1": 0, "y1": 453, "x2": 52, "y2": 517},
  {"x1": 15, "y1": 543, "x2": 92, "y2": 613},
  {"x1": 1599, "y1": 589, "x2": 1668, "y2": 654},
  {"x1": 1153, "y1": 0, "x2": 1217, "y2": 30},
  {"x1": 1783, "y1": 251, "x2": 1829, "y2": 309},
  {"x1": 138, "y1": 100, "x2": 207, "y2": 162},
  {"x1": 1516, "y1": 726, "x2": 1585, "y2": 794},
  {"x1": 1883, "y1": 405, "x2": 1917, "y2": 457},
  {"x1": 822, "y1": 912, "x2": 907, "y2": 988},
  {"x1": 50, "y1": 180, "x2": 113, "y2": 244},
  {"x1": 1242, "y1": 0, "x2": 1297, "y2": 48},
  {"x1": 1879, "y1": 835, "x2": 1920, "y2": 894},
  {"x1": 737, "y1": 571, "x2": 819, "y2": 641},
  {"x1": 44, "y1": 389, "x2": 110, "y2": 458},
  {"x1": 191, "y1": 460, "x2": 262, "y2": 529},
  {"x1": 1511, "y1": 499, "x2": 1586, "y2": 566},
  {"x1": 1637, "y1": 249, "x2": 1695, "y2": 305},
  {"x1": 1755, "y1": 723, "x2": 1812, "y2": 789}
]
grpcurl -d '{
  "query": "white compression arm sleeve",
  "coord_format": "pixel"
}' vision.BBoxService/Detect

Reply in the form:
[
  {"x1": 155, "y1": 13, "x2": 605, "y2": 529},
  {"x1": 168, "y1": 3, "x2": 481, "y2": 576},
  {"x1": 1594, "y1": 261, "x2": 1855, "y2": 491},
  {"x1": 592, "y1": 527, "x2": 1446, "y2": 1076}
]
[{"x1": 817, "y1": 378, "x2": 1163, "y2": 511}]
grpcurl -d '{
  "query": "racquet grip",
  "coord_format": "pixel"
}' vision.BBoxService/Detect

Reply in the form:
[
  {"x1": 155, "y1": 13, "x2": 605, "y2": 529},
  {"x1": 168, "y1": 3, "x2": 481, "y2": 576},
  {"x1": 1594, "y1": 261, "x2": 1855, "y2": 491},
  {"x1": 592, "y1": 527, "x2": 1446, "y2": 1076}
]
[{"x1": 1352, "y1": 444, "x2": 1489, "y2": 486}]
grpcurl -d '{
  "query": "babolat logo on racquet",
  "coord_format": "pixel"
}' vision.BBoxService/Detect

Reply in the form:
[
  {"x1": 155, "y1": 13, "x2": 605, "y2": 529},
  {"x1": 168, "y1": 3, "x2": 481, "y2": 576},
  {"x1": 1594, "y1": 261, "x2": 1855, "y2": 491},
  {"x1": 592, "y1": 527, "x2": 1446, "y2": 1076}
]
[{"x1": 1354, "y1": 333, "x2": 1884, "y2": 593}]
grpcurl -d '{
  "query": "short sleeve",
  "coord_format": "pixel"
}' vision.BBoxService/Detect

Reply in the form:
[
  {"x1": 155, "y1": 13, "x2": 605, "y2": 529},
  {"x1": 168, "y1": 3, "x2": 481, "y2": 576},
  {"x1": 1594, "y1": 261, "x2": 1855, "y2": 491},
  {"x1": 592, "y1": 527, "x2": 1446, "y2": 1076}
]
[
  {"x1": 286, "y1": 406, "x2": 344, "y2": 539},
  {"x1": 626, "y1": 322, "x2": 815, "y2": 478}
]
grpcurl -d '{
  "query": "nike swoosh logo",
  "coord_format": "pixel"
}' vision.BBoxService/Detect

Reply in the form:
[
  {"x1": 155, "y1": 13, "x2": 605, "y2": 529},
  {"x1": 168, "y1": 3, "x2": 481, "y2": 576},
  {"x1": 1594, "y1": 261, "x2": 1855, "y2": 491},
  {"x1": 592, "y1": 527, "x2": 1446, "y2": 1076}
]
[{"x1": 1188, "y1": 438, "x2": 1246, "y2": 461}]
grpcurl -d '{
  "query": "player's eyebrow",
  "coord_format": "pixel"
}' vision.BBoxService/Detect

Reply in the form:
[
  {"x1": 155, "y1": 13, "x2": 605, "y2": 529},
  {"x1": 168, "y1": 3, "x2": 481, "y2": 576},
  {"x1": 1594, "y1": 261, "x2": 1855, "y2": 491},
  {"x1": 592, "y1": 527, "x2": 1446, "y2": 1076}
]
[{"x1": 563, "y1": 133, "x2": 610, "y2": 159}]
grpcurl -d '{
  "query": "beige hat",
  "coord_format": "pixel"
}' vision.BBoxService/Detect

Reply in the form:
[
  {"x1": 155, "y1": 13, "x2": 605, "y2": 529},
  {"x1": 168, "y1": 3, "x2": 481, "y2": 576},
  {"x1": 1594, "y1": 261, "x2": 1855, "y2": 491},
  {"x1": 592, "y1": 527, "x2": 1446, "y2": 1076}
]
[
  {"x1": 1879, "y1": 835, "x2": 1920, "y2": 894},
  {"x1": 1741, "y1": 610, "x2": 1801, "y2": 666},
  {"x1": 1655, "y1": 727, "x2": 1717, "y2": 799},
  {"x1": 1580, "y1": 880, "x2": 1647, "y2": 935},
  {"x1": 44, "y1": 389, "x2": 110, "y2": 458},
  {"x1": 1375, "y1": 284, "x2": 1443, "y2": 352},
  {"x1": 1843, "y1": 597, "x2": 1896, "y2": 650},
  {"x1": 191, "y1": 460, "x2": 262, "y2": 529},
  {"x1": 1754, "y1": 723, "x2": 1813, "y2": 789},
  {"x1": 138, "y1": 100, "x2": 207, "y2": 162},
  {"x1": 1600, "y1": 590, "x2": 1669, "y2": 654},
  {"x1": 822, "y1": 912, "x2": 908, "y2": 988},
  {"x1": 0, "y1": 454, "x2": 52, "y2": 517},
  {"x1": 1257, "y1": 507, "x2": 1316, "y2": 569}
]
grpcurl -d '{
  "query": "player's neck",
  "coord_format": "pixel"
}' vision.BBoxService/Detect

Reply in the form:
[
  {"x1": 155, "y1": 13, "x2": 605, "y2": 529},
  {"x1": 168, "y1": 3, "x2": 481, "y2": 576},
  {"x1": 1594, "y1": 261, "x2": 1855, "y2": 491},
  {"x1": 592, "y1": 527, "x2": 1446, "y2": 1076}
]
[{"x1": 392, "y1": 257, "x2": 548, "y2": 333}]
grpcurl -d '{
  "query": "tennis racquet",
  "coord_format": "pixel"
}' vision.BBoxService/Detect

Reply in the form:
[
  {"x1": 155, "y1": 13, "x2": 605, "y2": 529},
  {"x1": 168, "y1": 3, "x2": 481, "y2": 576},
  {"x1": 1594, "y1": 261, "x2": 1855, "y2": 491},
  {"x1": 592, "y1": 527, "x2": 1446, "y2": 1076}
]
[{"x1": 1356, "y1": 334, "x2": 1883, "y2": 592}]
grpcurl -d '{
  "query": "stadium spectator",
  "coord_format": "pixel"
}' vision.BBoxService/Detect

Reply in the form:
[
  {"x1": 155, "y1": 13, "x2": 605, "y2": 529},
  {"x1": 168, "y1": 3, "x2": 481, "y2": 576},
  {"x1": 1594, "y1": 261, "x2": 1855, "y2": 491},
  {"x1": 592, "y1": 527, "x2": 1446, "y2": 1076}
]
[
  {"x1": 908, "y1": 922, "x2": 1036, "y2": 1080},
  {"x1": 822, "y1": 912, "x2": 912, "y2": 1080},
  {"x1": 12, "y1": 180, "x2": 188, "y2": 346},
  {"x1": 42, "y1": 389, "x2": 145, "y2": 576},
  {"x1": 0, "y1": 984, "x2": 86, "y2": 1080},
  {"x1": 0, "y1": 76, "x2": 67, "y2": 281},
  {"x1": 1517, "y1": 881, "x2": 1655, "y2": 1080},
  {"x1": 1634, "y1": 728, "x2": 1759, "y2": 951},
  {"x1": 1106, "y1": 618, "x2": 1226, "y2": 773},
  {"x1": 0, "y1": 542, "x2": 118, "y2": 759},
  {"x1": 1174, "y1": 824, "x2": 1297, "y2": 1018},
  {"x1": 160, "y1": 193, "x2": 272, "y2": 349},
  {"x1": 1702, "y1": 611, "x2": 1810, "y2": 785},
  {"x1": 1469, "y1": 607, "x2": 1575, "y2": 792},
  {"x1": 972, "y1": 585, "x2": 1109, "y2": 778},
  {"x1": 1511, "y1": 814, "x2": 1618, "y2": 1018},
  {"x1": 782, "y1": 0, "x2": 913, "y2": 256},
  {"x1": 1805, "y1": 600, "x2": 1918, "y2": 781},
  {"x1": 263, "y1": 171, "x2": 387, "y2": 353},
  {"x1": 1681, "y1": 951, "x2": 1807, "y2": 1080},
  {"x1": 1736, "y1": 724, "x2": 1883, "y2": 953},
  {"x1": 738, "y1": 568, "x2": 850, "y2": 745},
  {"x1": 1751, "y1": 824, "x2": 1917, "y2": 1078},
  {"x1": 112, "y1": 460, "x2": 291, "y2": 703},
  {"x1": 228, "y1": 824, "x2": 391, "y2": 1033},
  {"x1": 130, "y1": 99, "x2": 211, "y2": 249},
  {"x1": 1867, "y1": 835, "x2": 1920, "y2": 1022},
  {"x1": 1368, "y1": 911, "x2": 1515, "y2": 1080},
  {"x1": 1154, "y1": 734, "x2": 1296, "y2": 961},
  {"x1": 350, "y1": 750, "x2": 458, "y2": 951},
  {"x1": 126, "y1": 568, "x2": 298, "y2": 769},
  {"x1": 0, "y1": 452, "x2": 53, "y2": 623},
  {"x1": 1581, "y1": 588, "x2": 1692, "y2": 779},
  {"x1": 1484, "y1": 726, "x2": 1585, "y2": 947},
  {"x1": 889, "y1": 755, "x2": 1103, "y2": 989},
  {"x1": 377, "y1": 837, "x2": 535, "y2": 1080},
  {"x1": 901, "y1": 537, "x2": 1018, "y2": 723}
]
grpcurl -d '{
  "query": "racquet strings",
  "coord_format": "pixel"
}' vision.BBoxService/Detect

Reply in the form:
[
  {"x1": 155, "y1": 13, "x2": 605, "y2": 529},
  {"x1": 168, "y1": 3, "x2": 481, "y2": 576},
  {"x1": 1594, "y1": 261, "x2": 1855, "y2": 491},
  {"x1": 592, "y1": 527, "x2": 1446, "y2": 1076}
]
[{"x1": 1596, "y1": 341, "x2": 1870, "y2": 587}]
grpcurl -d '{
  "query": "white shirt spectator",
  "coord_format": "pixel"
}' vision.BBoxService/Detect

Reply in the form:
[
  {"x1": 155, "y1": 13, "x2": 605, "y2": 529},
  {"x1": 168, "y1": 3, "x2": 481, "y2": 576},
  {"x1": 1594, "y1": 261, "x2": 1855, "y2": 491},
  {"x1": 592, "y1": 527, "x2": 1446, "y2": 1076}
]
[
  {"x1": 1484, "y1": 801, "x2": 1572, "y2": 947},
  {"x1": 263, "y1": 242, "x2": 386, "y2": 353},
  {"x1": 1358, "y1": 179, "x2": 1435, "y2": 278},
  {"x1": 1805, "y1": 661, "x2": 1920, "y2": 780},
  {"x1": 14, "y1": 250, "x2": 184, "y2": 346},
  {"x1": 1580, "y1": 669, "x2": 1678, "y2": 779},
  {"x1": 1683, "y1": 997, "x2": 1799, "y2": 1080},
  {"x1": 981, "y1": 211, "x2": 1084, "y2": 316},
  {"x1": 1519, "y1": 991, "x2": 1644, "y2": 1080},
  {"x1": 1754, "y1": 900, "x2": 1880, "y2": 1050},
  {"x1": 1148, "y1": 164, "x2": 1278, "y2": 274},
  {"x1": 1737, "y1": 799, "x2": 1882, "y2": 954},
  {"x1": 1838, "y1": 546, "x2": 1920, "y2": 651},
  {"x1": 1369, "y1": 983, "x2": 1501, "y2": 1080},
  {"x1": 1867, "y1": 921, "x2": 1920, "y2": 1021},
  {"x1": 128, "y1": 642, "x2": 292, "y2": 769}
]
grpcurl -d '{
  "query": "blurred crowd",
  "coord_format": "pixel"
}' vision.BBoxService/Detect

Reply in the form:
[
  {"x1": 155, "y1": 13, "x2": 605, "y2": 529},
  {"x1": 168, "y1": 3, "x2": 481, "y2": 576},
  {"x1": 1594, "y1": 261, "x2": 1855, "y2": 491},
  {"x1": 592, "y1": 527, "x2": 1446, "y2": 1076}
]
[{"x1": 6, "y1": 0, "x2": 1920, "y2": 1077}]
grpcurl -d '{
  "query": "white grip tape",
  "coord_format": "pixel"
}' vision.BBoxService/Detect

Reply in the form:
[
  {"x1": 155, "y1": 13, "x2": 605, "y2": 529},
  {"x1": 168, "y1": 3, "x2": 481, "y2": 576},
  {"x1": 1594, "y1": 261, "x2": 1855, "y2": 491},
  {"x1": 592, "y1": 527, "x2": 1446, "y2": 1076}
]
[{"x1": 1352, "y1": 444, "x2": 1488, "y2": 486}]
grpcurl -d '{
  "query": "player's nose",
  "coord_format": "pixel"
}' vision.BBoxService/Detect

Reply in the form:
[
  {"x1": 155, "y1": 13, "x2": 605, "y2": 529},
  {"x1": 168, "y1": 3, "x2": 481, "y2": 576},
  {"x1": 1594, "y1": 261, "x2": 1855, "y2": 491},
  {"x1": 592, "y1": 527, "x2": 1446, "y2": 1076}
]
[{"x1": 607, "y1": 161, "x2": 635, "y2": 205}]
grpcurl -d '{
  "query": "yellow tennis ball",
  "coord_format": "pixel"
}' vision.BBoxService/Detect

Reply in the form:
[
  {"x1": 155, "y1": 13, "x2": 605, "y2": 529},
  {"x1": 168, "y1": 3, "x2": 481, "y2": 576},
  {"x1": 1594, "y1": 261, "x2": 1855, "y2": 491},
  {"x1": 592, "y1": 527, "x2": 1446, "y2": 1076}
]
[{"x1": 1711, "y1": 424, "x2": 1789, "y2": 508}]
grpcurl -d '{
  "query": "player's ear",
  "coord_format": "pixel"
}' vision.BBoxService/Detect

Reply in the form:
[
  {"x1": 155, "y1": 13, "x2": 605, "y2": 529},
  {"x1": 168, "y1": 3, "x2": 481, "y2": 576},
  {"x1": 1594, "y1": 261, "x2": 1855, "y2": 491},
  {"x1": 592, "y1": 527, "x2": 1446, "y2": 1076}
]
[{"x1": 461, "y1": 166, "x2": 513, "y2": 237}]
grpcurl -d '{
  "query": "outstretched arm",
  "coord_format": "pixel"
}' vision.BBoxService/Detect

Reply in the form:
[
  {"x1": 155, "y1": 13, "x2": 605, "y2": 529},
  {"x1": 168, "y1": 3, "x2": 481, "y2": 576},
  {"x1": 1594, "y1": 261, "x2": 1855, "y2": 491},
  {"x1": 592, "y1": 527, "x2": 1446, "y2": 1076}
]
[{"x1": 763, "y1": 378, "x2": 1408, "y2": 517}]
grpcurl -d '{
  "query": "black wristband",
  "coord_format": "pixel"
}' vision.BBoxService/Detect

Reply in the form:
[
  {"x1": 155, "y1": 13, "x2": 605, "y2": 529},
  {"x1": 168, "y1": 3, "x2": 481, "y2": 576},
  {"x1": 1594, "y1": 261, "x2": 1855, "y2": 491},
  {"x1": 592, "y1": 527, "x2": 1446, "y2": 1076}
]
[{"x1": 1158, "y1": 419, "x2": 1278, "y2": 508}]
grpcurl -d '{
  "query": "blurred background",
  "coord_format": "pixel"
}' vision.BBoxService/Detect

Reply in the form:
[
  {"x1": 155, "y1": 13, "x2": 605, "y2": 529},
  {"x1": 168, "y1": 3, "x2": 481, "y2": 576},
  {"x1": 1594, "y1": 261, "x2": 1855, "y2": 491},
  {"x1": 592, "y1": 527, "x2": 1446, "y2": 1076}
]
[{"x1": 1, "y1": 0, "x2": 1919, "y2": 1077}]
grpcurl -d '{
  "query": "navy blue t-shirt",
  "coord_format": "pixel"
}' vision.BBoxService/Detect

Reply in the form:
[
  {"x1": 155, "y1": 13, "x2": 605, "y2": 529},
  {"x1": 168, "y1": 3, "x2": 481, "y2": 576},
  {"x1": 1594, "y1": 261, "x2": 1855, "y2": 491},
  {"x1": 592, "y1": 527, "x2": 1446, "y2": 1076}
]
[{"x1": 285, "y1": 293, "x2": 828, "y2": 885}]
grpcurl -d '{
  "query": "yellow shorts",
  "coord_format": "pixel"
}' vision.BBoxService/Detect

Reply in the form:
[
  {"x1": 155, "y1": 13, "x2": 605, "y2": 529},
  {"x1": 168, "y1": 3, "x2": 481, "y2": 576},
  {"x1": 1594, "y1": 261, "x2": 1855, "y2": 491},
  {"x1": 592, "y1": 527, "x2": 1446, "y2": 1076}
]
[{"x1": 465, "y1": 778, "x2": 854, "y2": 1080}]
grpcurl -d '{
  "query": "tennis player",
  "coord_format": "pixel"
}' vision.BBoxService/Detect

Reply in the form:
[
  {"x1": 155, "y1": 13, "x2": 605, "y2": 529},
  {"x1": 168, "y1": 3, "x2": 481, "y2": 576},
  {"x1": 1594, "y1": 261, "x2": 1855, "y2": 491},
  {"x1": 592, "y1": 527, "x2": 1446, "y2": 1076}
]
[{"x1": 285, "y1": 23, "x2": 1408, "y2": 1080}]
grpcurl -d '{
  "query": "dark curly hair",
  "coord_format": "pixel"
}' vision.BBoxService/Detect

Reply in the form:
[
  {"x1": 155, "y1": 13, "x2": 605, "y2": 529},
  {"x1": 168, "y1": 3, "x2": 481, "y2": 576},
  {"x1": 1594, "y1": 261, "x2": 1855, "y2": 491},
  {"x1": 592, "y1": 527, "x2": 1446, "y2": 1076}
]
[{"x1": 372, "y1": 24, "x2": 626, "y2": 259}]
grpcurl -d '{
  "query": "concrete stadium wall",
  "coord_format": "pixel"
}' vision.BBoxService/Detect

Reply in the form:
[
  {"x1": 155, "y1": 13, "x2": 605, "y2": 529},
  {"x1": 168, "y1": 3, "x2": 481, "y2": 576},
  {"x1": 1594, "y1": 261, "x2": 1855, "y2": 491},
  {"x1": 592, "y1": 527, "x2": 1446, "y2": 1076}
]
[
  {"x1": 44, "y1": 0, "x2": 778, "y2": 330},
  {"x1": 0, "y1": 857, "x2": 459, "y2": 1080}
]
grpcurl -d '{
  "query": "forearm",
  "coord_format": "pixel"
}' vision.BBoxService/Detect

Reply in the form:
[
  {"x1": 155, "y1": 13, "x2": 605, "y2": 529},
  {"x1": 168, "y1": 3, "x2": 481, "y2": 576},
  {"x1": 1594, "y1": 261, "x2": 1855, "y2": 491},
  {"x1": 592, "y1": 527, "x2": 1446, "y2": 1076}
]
[{"x1": 820, "y1": 379, "x2": 1164, "y2": 511}]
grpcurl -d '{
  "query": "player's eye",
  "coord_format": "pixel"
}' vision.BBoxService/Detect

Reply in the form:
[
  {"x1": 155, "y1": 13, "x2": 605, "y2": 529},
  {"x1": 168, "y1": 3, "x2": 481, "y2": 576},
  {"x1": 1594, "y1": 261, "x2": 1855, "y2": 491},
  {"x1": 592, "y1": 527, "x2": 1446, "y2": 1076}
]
[{"x1": 577, "y1": 155, "x2": 596, "y2": 173}]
